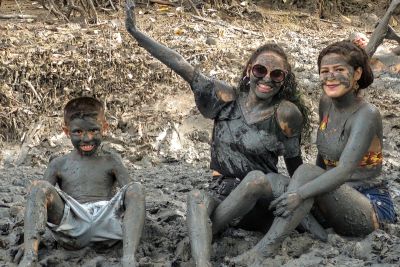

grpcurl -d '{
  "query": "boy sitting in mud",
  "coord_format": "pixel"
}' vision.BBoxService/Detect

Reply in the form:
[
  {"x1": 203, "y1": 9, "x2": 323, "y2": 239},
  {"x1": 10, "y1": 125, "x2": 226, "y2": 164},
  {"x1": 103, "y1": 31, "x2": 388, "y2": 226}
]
[{"x1": 15, "y1": 97, "x2": 145, "y2": 267}]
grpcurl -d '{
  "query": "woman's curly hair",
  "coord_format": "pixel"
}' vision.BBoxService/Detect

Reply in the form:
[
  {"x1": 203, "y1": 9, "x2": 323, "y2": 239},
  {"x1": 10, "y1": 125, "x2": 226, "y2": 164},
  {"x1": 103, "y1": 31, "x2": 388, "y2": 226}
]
[{"x1": 238, "y1": 43, "x2": 310, "y2": 136}]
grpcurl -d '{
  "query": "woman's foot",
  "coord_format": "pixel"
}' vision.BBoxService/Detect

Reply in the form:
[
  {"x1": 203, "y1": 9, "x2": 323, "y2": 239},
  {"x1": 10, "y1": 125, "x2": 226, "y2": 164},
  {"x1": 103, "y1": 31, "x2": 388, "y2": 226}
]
[{"x1": 228, "y1": 246, "x2": 277, "y2": 267}]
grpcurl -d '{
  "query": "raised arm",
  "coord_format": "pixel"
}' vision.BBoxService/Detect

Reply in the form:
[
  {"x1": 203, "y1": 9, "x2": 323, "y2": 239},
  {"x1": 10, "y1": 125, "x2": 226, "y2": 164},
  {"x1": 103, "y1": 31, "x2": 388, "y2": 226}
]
[
  {"x1": 125, "y1": 0, "x2": 195, "y2": 82},
  {"x1": 297, "y1": 106, "x2": 381, "y2": 200},
  {"x1": 125, "y1": 0, "x2": 236, "y2": 119}
]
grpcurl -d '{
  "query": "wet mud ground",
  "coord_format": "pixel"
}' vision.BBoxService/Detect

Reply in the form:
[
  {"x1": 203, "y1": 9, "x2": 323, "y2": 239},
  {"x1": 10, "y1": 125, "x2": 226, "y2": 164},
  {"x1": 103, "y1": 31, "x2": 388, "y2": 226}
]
[{"x1": 1, "y1": 0, "x2": 400, "y2": 266}]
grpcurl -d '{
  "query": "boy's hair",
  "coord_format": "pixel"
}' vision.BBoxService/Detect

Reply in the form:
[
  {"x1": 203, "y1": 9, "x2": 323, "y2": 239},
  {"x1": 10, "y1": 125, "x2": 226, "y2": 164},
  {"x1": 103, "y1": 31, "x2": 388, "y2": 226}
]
[{"x1": 64, "y1": 97, "x2": 105, "y2": 125}]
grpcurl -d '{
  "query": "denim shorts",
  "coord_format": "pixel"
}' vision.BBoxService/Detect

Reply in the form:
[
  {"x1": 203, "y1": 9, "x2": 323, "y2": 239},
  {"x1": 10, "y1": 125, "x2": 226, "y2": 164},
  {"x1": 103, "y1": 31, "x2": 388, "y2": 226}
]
[{"x1": 357, "y1": 185, "x2": 397, "y2": 225}]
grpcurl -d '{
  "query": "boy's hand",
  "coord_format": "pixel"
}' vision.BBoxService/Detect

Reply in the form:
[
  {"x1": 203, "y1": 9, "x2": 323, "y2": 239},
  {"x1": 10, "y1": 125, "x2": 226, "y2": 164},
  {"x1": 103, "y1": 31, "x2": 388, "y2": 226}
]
[{"x1": 125, "y1": 0, "x2": 137, "y2": 32}]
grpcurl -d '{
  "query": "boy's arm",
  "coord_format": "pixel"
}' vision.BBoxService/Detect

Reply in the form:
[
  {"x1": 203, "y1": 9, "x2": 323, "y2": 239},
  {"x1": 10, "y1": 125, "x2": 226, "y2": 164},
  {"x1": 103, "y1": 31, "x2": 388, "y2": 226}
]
[
  {"x1": 110, "y1": 154, "x2": 131, "y2": 187},
  {"x1": 42, "y1": 157, "x2": 60, "y2": 185}
]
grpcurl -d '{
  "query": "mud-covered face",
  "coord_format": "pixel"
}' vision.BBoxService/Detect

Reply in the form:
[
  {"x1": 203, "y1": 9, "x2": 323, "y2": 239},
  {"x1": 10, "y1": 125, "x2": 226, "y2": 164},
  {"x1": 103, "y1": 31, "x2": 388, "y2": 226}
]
[
  {"x1": 248, "y1": 52, "x2": 287, "y2": 100},
  {"x1": 65, "y1": 116, "x2": 105, "y2": 156},
  {"x1": 319, "y1": 53, "x2": 361, "y2": 99}
]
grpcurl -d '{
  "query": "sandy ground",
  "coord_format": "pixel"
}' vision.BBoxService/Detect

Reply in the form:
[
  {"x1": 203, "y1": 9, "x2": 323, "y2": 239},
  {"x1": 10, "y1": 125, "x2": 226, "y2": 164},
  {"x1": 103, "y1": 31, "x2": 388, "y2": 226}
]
[{"x1": 1, "y1": 0, "x2": 400, "y2": 266}]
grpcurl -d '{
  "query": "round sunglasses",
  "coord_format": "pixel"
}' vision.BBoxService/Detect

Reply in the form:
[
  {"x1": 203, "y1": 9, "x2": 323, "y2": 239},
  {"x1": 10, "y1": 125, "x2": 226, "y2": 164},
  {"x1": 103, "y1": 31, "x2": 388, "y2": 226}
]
[{"x1": 251, "y1": 64, "x2": 287, "y2": 83}]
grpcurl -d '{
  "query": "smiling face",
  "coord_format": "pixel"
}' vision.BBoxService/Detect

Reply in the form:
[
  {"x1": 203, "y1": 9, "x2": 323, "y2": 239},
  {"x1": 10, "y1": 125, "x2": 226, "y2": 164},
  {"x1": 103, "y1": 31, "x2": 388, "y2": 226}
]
[
  {"x1": 63, "y1": 115, "x2": 108, "y2": 156},
  {"x1": 247, "y1": 51, "x2": 287, "y2": 100},
  {"x1": 319, "y1": 53, "x2": 362, "y2": 99}
]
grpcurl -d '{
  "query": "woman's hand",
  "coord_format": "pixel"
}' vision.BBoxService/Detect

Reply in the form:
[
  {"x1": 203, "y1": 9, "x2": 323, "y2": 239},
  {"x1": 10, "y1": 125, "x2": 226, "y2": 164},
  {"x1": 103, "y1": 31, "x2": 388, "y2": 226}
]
[
  {"x1": 269, "y1": 191, "x2": 302, "y2": 217},
  {"x1": 125, "y1": 0, "x2": 137, "y2": 33}
]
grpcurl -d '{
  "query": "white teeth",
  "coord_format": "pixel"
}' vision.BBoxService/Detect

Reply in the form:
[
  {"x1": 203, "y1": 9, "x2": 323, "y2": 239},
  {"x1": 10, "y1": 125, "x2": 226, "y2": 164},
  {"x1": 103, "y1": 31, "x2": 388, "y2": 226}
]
[{"x1": 81, "y1": 145, "x2": 94, "y2": 151}]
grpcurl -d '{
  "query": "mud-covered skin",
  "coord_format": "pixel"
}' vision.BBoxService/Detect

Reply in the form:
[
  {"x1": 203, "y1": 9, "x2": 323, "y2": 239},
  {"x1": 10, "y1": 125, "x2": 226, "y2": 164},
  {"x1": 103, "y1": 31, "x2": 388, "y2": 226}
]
[
  {"x1": 18, "y1": 116, "x2": 145, "y2": 267},
  {"x1": 319, "y1": 54, "x2": 356, "y2": 97},
  {"x1": 67, "y1": 117, "x2": 103, "y2": 157},
  {"x1": 229, "y1": 165, "x2": 316, "y2": 266},
  {"x1": 125, "y1": 1, "x2": 326, "y2": 264},
  {"x1": 247, "y1": 52, "x2": 286, "y2": 101},
  {"x1": 272, "y1": 52, "x2": 382, "y2": 237}
]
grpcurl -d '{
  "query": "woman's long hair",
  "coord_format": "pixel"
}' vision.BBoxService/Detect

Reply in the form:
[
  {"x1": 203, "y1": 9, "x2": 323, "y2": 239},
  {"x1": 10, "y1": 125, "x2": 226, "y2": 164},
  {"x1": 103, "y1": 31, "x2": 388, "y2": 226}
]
[{"x1": 238, "y1": 43, "x2": 310, "y2": 136}]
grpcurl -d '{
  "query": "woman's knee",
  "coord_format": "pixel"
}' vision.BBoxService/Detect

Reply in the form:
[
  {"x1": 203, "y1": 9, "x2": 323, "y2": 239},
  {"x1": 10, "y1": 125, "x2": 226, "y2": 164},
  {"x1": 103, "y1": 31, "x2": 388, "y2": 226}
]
[
  {"x1": 292, "y1": 163, "x2": 325, "y2": 184},
  {"x1": 241, "y1": 170, "x2": 271, "y2": 194}
]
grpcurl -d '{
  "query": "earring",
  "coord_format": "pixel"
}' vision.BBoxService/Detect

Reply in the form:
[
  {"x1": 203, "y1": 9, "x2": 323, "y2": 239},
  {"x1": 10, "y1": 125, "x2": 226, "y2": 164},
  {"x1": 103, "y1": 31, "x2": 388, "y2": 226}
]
[
  {"x1": 354, "y1": 82, "x2": 359, "y2": 93},
  {"x1": 242, "y1": 76, "x2": 250, "y2": 85}
]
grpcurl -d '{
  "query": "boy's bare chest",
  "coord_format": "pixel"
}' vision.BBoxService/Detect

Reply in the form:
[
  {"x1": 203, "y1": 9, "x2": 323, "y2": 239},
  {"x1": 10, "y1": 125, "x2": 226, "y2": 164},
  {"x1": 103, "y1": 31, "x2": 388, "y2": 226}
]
[{"x1": 58, "y1": 158, "x2": 115, "y2": 199}]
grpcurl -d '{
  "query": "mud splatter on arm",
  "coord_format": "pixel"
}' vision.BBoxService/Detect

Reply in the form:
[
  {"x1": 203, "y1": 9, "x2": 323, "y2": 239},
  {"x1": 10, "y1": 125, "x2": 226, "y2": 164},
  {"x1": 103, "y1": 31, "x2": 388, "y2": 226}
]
[
  {"x1": 276, "y1": 100, "x2": 303, "y2": 137},
  {"x1": 275, "y1": 101, "x2": 304, "y2": 176}
]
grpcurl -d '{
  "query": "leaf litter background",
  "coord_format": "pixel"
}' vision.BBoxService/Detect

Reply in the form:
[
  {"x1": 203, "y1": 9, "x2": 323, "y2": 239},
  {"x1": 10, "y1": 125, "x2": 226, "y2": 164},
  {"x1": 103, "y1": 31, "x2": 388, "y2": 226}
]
[{"x1": 0, "y1": 0, "x2": 400, "y2": 266}]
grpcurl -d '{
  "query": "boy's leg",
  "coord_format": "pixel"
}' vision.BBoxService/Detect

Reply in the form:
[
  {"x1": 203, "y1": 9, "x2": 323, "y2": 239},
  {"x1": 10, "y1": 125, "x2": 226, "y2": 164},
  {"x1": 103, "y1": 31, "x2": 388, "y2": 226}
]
[
  {"x1": 366, "y1": 0, "x2": 400, "y2": 56},
  {"x1": 18, "y1": 180, "x2": 64, "y2": 267},
  {"x1": 121, "y1": 182, "x2": 145, "y2": 267}
]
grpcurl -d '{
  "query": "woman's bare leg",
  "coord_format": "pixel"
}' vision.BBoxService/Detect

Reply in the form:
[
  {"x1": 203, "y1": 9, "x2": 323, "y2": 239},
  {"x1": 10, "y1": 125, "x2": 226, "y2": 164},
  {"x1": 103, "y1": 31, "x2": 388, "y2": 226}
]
[
  {"x1": 231, "y1": 164, "x2": 325, "y2": 266},
  {"x1": 211, "y1": 171, "x2": 286, "y2": 234},
  {"x1": 187, "y1": 170, "x2": 285, "y2": 266},
  {"x1": 187, "y1": 189, "x2": 219, "y2": 267},
  {"x1": 316, "y1": 185, "x2": 378, "y2": 236}
]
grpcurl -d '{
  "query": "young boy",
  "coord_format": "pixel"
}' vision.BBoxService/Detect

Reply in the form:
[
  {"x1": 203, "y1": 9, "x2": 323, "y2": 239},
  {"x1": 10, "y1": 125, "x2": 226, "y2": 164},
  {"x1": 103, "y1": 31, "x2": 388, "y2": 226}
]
[{"x1": 16, "y1": 97, "x2": 145, "y2": 267}]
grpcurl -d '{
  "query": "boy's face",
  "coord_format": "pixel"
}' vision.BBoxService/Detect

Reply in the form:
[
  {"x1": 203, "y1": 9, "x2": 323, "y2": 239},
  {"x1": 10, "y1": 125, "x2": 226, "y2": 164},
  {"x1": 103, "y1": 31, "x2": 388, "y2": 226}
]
[{"x1": 63, "y1": 115, "x2": 108, "y2": 156}]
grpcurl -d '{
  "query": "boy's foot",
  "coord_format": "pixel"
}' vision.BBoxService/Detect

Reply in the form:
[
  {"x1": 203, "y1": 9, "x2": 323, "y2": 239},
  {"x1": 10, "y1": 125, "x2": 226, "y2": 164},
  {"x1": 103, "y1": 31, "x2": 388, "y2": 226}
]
[{"x1": 121, "y1": 255, "x2": 137, "y2": 267}]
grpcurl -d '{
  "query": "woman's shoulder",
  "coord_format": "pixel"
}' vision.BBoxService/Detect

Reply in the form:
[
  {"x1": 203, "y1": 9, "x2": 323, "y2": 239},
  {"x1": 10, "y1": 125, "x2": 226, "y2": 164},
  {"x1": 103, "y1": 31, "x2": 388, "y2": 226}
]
[
  {"x1": 346, "y1": 100, "x2": 382, "y2": 133},
  {"x1": 276, "y1": 100, "x2": 303, "y2": 137},
  {"x1": 357, "y1": 100, "x2": 381, "y2": 118}
]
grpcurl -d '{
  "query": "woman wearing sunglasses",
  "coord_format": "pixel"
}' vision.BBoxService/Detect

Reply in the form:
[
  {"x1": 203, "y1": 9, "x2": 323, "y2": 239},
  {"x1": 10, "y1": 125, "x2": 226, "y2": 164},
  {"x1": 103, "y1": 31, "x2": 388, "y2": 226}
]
[
  {"x1": 270, "y1": 40, "x2": 397, "y2": 244},
  {"x1": 125, "y1": 0, "x2": 319, "y2": 265}
]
